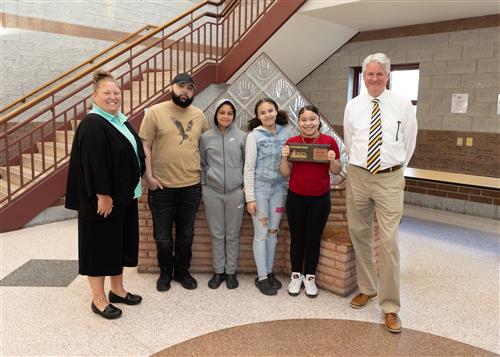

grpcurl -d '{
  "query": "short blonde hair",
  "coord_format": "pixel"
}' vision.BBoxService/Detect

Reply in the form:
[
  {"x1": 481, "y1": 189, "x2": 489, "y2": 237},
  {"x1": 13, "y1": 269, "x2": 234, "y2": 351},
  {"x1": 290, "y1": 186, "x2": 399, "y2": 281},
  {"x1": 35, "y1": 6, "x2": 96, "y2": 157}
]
[{"x1": 362, "y1": 53, "x2": 391, "y2": 74}]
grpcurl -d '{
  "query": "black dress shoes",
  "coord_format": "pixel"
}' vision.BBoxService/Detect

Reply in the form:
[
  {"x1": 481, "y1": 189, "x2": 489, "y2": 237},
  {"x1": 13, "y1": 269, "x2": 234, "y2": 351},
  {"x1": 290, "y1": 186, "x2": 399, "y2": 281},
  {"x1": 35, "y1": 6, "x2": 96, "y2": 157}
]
[
  {"x1": 225, "y1": 274, "x2": 239, "y2": 289},
  {"x1": 108, "y1": 291, "x2": 142, "y2": 305},
  {"x1": 208, "y1": 273, "x2": 225, "y2": 289},
  {"x1": 157, "y1": 268, "x2": 172, "y2": 292},
  {"x1": 91, "y1": 302, "x2": 122, "y2": 320},
  {"x1": 173, "y1": 268, "x2": 198, "y2": 290}
]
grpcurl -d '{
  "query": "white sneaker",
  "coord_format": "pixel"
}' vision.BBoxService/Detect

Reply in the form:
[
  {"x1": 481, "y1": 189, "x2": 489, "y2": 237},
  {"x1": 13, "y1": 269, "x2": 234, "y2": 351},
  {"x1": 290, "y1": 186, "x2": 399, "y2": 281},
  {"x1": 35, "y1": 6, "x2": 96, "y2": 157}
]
[
  {"x1": 303, "y1": 274, "x2": 318, "y2": 298},
  {"x1": 287, "y1": 272, "x2": 302, "y2": 296}
]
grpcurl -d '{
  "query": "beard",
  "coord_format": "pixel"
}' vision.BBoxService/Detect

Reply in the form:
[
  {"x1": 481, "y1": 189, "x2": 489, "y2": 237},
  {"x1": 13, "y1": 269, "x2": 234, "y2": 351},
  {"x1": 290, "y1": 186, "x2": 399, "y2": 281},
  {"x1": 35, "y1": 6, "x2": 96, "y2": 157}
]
[{"x1": 171, "y1": 91, "x2": 194, "y2": 108}]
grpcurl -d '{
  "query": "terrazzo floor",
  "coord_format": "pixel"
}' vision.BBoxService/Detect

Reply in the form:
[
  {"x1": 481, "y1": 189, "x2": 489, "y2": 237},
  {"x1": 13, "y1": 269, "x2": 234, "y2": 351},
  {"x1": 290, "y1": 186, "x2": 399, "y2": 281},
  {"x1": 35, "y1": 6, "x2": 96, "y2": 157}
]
[{"x1": 1, "y1": 204, "x2": 499, "y2": 356}]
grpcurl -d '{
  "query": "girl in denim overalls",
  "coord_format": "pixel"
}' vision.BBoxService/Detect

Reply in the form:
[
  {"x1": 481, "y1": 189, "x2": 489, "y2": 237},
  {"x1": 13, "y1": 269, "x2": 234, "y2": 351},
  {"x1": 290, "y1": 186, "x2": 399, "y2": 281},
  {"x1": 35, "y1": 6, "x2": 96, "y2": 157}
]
[{"x1": 244, "y1": 98, "x2": 292, "y2": 296}]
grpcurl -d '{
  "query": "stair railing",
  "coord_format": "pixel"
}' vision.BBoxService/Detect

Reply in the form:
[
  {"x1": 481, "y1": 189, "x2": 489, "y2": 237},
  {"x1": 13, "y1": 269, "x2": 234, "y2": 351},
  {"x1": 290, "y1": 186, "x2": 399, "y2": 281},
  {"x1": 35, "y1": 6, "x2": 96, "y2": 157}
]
[
  {"x1": 0, "y1": 0, "x2": 276, "y2": 205},
  {"x1": 0, "y1": 24, "x2": 158, "y2": 116}
]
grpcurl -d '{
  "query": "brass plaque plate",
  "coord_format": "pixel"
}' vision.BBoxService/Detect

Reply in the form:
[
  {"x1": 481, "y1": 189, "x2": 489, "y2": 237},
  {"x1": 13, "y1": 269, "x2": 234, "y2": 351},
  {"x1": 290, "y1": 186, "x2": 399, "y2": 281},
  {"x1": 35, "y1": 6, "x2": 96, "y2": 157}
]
[{"x1": 288, "y1": 143, "x2": 330, "y2": 163}]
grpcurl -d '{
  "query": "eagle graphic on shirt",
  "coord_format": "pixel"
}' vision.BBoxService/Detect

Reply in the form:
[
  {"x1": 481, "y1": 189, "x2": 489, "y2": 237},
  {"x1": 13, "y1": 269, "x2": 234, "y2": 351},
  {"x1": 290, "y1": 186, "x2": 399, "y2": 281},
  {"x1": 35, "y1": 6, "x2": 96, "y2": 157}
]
[{"x1": 171, "y1": 117, "x2": 193, "y2": 144}]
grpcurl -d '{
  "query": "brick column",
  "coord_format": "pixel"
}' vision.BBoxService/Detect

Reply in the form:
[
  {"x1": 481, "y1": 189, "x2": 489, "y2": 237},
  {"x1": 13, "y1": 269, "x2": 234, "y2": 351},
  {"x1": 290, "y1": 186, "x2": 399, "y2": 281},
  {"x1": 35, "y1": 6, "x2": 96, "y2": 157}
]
[{"x1": 138, "y1": 184, "x2": 380, "y2": 297}]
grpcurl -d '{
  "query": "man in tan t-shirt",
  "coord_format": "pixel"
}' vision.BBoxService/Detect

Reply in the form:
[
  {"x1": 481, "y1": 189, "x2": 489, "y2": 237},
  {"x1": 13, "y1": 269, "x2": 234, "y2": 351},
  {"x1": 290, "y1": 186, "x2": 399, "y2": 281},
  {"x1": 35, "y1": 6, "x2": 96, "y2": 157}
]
[{"x1": 139, "y1": 73, "x2": 208, "y2": 292}]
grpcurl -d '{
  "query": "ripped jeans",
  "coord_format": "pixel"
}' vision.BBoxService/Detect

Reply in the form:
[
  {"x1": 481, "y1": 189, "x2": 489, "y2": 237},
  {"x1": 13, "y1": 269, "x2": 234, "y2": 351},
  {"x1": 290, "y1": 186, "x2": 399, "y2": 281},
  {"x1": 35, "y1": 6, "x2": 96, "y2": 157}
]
[{"x1": 252, "y1": 180, "x2": 287, "y2": 279}]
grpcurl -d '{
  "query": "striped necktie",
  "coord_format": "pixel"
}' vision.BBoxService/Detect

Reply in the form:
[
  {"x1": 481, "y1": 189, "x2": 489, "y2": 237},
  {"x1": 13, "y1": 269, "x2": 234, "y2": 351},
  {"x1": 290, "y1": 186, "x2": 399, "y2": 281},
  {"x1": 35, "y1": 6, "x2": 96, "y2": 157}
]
[{"x1": 367, "y1": 98, "x2": 382, "y2": 174}]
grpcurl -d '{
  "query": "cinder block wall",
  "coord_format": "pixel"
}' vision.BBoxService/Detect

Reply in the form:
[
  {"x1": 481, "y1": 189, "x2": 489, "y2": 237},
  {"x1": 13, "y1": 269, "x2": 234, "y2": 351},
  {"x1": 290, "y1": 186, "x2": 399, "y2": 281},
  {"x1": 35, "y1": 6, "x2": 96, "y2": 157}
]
[
  {"x1": 298, "y1": 16, "x2": 500, "y2": 178},
  {"x1": 1, "y1": 1, "x2": 200, "y2": 107}
]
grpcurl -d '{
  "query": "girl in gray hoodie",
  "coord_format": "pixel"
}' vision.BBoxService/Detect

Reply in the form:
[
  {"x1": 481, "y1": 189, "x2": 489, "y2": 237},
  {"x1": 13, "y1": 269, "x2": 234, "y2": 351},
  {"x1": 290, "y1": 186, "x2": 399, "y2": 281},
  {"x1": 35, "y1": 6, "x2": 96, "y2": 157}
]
[{"x1": 200, "y1": 99, "x2": 247, "y2": 289}]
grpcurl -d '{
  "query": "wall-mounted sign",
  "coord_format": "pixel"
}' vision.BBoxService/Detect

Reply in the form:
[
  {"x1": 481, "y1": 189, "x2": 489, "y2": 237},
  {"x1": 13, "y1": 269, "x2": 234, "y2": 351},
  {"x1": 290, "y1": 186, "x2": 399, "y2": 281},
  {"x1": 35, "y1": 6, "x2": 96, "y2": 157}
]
[
  {"x1": 451, "y1": 93, "x2": 468, "y2": 114},
  {"x1": 497, "y1": 94, "x2": 500, "y2": 115}
]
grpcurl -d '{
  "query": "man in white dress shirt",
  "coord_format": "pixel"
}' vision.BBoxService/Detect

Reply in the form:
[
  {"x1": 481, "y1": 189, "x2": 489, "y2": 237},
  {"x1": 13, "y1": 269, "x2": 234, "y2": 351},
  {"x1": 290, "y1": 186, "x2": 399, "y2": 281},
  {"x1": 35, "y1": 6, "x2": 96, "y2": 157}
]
[{"x1": 343, "y1": 53, "x2": 418, "y2": 333}]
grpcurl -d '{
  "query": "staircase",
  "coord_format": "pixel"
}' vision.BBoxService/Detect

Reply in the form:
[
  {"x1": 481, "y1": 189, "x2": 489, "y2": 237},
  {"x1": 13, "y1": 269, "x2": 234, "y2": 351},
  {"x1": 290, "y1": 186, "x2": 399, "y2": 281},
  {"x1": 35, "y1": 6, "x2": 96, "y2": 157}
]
[
  {"x1": 0, "y1": 0, "x2": 306, "y2": 232},
  {"x1": 0, "y1": 69, "x2": 167, "y2": 203}
]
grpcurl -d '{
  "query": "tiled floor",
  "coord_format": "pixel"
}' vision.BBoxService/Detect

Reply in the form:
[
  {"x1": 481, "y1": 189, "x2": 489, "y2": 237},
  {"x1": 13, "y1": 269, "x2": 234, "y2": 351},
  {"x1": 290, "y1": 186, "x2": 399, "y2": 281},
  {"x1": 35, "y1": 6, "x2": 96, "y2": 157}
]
[
  {"x1": 0, "y1": 259, "x2": 78, "y2": 287},
  {"x1": 1, "y1": 205, "x2": 499, "y2": 356}
]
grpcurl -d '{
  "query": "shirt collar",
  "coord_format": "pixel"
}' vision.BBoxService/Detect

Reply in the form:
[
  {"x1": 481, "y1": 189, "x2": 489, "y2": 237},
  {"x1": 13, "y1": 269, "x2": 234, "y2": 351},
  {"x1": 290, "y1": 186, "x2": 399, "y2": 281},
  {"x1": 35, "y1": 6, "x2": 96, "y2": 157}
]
[
  {"x1": 372, "y1": 89, "x2": 388, "y2": 102},
  {"x1": 91, "y1": 104, "x2": 127, "y2": 124}
]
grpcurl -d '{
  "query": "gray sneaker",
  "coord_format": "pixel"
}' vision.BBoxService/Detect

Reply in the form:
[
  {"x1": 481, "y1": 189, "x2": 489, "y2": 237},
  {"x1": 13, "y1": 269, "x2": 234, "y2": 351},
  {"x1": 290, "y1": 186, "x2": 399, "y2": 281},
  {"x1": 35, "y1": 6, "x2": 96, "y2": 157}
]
[
  {"x1": 267, "y1": 272, "x2": 282, "y2": 290},
  {"x1": 255, "y1": 277, "x2": 277, "y2": 296}
]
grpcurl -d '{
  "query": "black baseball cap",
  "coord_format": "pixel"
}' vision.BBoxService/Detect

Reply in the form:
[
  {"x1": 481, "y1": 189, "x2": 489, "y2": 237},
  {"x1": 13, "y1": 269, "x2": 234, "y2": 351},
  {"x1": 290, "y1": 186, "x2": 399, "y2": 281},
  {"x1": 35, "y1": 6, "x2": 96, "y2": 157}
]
[{"x1": 171, "y1": 73, "x2": 196, "y2": 88}]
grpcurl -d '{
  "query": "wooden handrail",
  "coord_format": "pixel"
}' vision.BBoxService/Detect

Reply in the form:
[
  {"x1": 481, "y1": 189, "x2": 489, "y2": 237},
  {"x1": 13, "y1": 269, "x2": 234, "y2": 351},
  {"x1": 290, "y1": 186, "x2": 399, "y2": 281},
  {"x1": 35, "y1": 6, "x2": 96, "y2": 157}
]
[
  {"x1": 0, "y1": 24, "x2": 157, "y2": 115},
  {"x1": 220, "y1": 0, "x2": 239, "y2": 16},
  {"x1": 0, "y1": 0, "x2": 226, "y2": 124},
  {"x1": 0, "y1": 0, "x2": 286, "y2": 221}
]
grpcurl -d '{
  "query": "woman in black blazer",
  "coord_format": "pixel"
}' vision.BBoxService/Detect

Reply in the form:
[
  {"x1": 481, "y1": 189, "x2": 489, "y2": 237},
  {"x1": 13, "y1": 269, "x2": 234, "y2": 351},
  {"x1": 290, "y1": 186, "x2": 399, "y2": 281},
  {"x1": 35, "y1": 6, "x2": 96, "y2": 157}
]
[{"x1": 66, "y1": 70, "x2": 145, "y2": 319}]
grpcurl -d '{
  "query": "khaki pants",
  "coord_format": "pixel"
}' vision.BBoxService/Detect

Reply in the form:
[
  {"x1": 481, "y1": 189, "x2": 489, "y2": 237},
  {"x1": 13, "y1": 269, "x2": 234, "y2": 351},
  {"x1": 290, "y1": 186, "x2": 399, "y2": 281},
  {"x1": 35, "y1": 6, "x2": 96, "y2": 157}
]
[{"x1": 346, "y1": 164, "x2": 405, "y2": 314}]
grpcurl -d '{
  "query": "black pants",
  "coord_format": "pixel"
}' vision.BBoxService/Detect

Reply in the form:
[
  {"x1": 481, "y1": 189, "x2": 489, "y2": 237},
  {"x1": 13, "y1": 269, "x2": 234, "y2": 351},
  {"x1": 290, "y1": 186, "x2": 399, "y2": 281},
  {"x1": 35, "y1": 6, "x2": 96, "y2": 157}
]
[
  {"x1": 286, "y1": 190, "x2": 331, "y2": 275},
  {"x1": 148, "y1": 184, "x2": 201, "y2": 273}
]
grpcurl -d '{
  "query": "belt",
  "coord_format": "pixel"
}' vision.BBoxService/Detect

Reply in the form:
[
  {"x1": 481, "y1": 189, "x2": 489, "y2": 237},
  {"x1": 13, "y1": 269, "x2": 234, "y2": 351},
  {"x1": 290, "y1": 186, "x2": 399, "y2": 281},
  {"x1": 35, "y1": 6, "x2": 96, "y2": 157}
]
[
  {"x1": 375, "y1": 165, "x2": 401, "y2": 174},
  {"x1": 357, "y1": 164, "x2": 401, "y2": 174}
]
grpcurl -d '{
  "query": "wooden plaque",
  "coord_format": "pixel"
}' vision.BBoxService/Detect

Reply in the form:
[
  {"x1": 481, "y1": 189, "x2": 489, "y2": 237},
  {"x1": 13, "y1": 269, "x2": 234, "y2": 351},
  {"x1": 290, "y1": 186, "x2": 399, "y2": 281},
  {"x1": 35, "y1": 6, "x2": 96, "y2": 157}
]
[{"x1": 288, "y1": 143, "x2": 330, "y2": 163}]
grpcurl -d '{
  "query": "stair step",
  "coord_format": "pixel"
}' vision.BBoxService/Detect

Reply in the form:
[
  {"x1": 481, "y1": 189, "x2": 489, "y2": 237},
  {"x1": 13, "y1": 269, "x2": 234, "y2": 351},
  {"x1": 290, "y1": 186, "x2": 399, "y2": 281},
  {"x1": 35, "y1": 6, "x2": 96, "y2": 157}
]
[
  {"x1": 121, "y1": 71, "x2": 174, "y2": 110},
  {"x1": 55, "y1": 130, "x2": 75, "y2": 144},
  {"x1": 36, "y1": 141, "x2": 71, "y2": 158},
  {"x1": 122, "y1": 91, "x2": 163, "y2": 112},
  {"x1": 144, "y1": 71, "x2": 173, "y2": 85},
  {"x1": 0, "y1": 178, "x2": 20, "y2": 196},
  {"x1": 22, "y1": 153, "x2": 56, "y2": 172},
  {"x1": 0, "y1": 166, "x2": 40, "y2": 187},
  {"x1": 122, "y1": 90, "x2": 143, "y2": 105},
  {"x1": 128, "y1": 80, "x2": 164, "y2": 98}
]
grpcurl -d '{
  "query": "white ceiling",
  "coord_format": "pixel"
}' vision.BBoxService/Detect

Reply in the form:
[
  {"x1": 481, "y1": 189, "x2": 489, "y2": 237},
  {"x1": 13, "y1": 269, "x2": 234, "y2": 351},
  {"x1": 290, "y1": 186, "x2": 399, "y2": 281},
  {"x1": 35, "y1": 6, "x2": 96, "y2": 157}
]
[{"x1": 299, "y1": 0, "x2": 500, "y2": 31}]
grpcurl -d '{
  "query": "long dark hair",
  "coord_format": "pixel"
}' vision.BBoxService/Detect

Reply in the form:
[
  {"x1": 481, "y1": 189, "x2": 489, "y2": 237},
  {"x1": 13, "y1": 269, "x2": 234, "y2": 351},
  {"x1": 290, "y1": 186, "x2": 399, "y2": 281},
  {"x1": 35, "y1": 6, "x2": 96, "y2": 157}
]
[
  {"x1": 247, "y1": 97, "x2": 289, "y2": 131},
  {"x1": 298, "y1": 104, "x2": 322, "y2": 130}
]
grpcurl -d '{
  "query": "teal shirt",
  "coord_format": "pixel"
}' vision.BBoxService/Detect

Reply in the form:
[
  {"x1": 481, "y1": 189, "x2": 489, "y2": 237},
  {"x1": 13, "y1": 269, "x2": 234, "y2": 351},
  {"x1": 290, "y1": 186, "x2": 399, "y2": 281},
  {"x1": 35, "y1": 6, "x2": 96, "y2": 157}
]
[{"x1": 90, "y1": 104, "x2": 142, "y2": 199}]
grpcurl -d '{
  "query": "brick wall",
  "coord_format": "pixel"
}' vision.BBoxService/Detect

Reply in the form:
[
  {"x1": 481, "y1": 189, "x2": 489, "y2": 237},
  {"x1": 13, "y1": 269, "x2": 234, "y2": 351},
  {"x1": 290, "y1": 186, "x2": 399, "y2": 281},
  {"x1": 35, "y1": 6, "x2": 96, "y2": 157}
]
[
  {"x1": 331, "y1": 125, "x2": 500, "y2": 178},
  {"x1": 138, "y1": 185, "x2": 381, "y2": 297},
  {"x1": 410, "y1": 130, "x2": 500, "y2": 177},
  {"x1": 298, "y1": 16, "x2": 500, "y2": 178},
  {"x1": 330, "y1": 124, "x2": 500, "y2": 217},
  {"x1": 405, "y1": 178, "x2": 500, "y2": 206}
]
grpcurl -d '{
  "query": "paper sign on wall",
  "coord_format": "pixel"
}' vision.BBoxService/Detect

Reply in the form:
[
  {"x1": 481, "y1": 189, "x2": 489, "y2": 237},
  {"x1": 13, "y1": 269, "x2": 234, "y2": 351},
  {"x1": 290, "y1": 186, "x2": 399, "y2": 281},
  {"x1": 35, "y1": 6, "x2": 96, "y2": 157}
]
[{"x1": 451, "y1": 93, "x2": 468, "y2": 114}]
